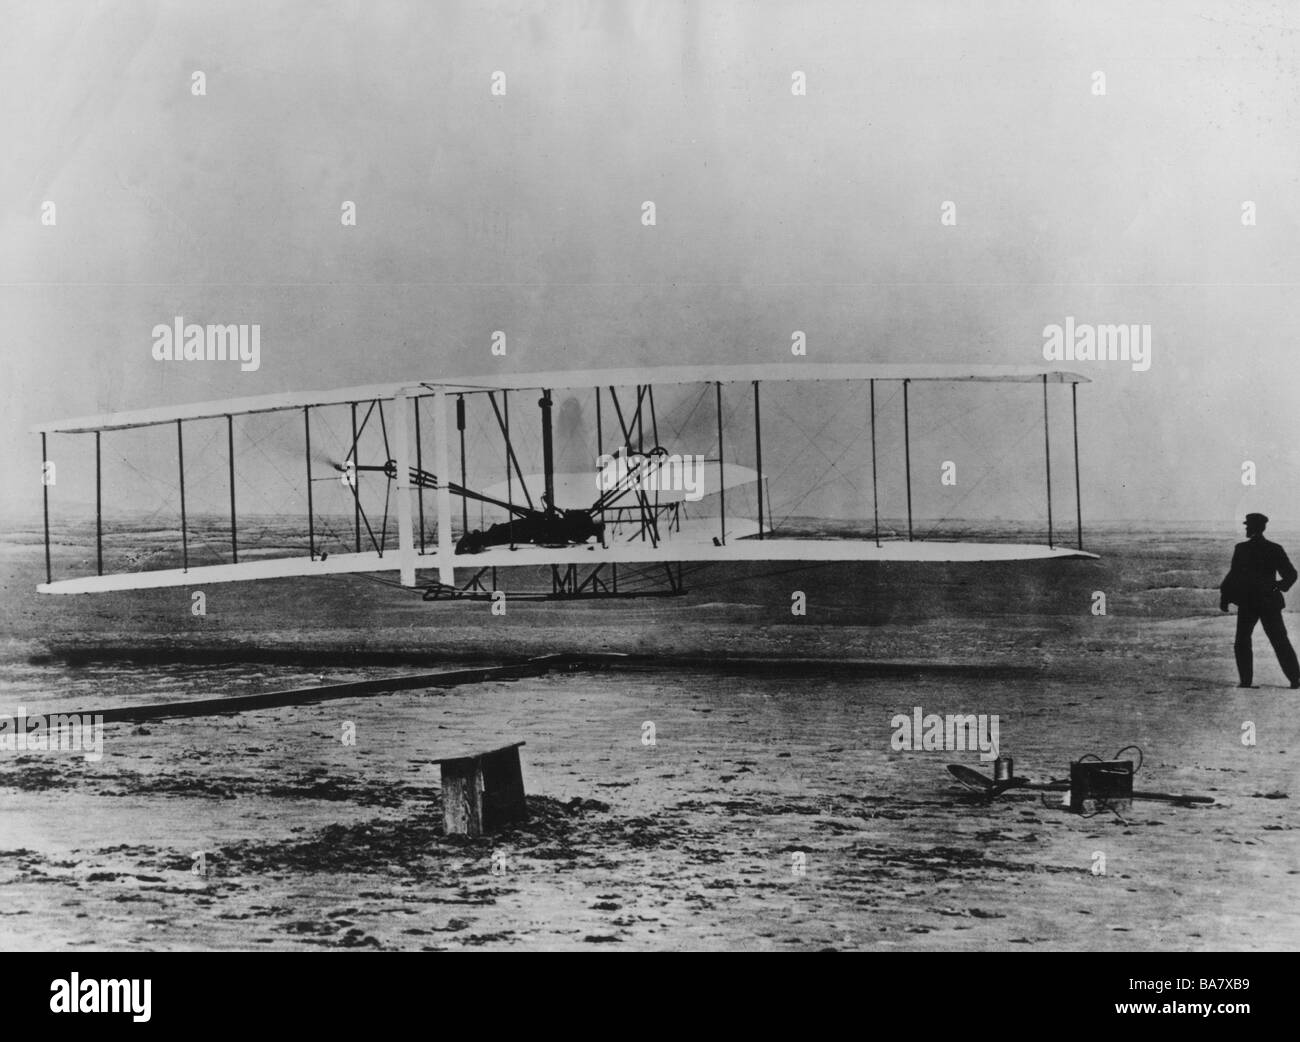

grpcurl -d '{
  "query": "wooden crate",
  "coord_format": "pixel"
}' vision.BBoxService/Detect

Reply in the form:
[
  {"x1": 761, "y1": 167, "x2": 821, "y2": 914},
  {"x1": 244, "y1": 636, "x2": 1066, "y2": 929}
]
[{"x1": 432, "y1": 741, "x2": 527, "y2": 836}]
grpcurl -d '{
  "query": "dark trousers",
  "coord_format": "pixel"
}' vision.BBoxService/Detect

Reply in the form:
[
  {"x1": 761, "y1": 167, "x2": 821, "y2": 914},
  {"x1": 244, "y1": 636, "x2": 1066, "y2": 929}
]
[{"x1": 1235, "y1": 606, "x2": 1300, "y2": 686}]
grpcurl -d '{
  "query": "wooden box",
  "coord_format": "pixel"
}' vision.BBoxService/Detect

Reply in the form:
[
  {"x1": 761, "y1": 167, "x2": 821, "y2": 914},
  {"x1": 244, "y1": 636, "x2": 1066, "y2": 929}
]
[{"x1": 432, "y1": 741, "x2": 527, "y2": 836}]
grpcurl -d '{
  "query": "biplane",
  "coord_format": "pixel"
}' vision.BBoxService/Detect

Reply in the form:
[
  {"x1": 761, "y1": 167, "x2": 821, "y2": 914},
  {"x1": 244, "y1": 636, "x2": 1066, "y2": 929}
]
[{"x1": 33, "y1": 363, "x2": 1096, "y2": 601}]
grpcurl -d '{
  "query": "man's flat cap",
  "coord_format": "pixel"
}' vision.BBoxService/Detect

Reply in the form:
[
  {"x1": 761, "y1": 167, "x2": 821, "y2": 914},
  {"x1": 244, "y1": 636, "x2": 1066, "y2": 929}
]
[{"x1": 1245, "y1": 512, "x2": 1269, "y2": 526}]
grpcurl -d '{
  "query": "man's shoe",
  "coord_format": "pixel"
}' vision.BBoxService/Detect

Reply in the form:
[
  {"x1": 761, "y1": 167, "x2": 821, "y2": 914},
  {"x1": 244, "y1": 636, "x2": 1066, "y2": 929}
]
[
  {"x1": 1290, "y1": 679, "x2": 1300, "y2": 689},
  {"x1": 1237, "y1": 683, "x2": 1258, "y2": 688}
]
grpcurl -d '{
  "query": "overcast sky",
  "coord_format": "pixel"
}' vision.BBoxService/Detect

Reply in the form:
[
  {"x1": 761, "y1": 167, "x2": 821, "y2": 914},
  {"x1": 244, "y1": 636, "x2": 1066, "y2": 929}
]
[{"x1": 2, "y1": 0, "x2": 1297, "y2": 522}]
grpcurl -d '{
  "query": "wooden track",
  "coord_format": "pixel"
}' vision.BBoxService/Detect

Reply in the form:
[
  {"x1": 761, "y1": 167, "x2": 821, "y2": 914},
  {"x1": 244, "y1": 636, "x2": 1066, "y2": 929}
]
[{"x1": 65, "y1": 653, "x2": 610, "y2": 724}]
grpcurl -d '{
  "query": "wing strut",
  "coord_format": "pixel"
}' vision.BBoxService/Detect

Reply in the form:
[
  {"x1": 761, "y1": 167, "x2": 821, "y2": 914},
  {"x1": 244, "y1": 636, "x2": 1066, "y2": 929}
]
[
  {"x1": 1042, "y1": 373, "x2": 1054, "y2": 550},
  {"x1": 903, "y1": 379, "x2": 913, "y2": 542},
  {"x1": 595, "y1": 387, "x2": 604, "y2": 531},
  {"x1": 41, "y1": 433, "x2": 51, "y2": 584},
  {"x1": 432, "y1": 388, "x2": 454, "y2": 586},
  {"x1": 715, "y1": 381, "x2": 726, "y2": 546},
  {"x1": 753, "y1": 381, "x2": 764, "y2": 539},
  {"x1": 1072, "y1": 382, "x2": 1083, "y2": 551},
  {"x1": 539, "y1": 389, "x2": 556, "y2": 511},
  {"x1": 304, "y1": 407, "x2": 315, "y2": 559},
  {"x1": 504, "y1": 391, "x2": 515, "y2": 547},
  {"x1": 177, "y1": 420, "x2": 188, "y2": 571},
  {"x1": 457, "y1": 394, "x2": 469, "y2": 536},
  {"x1": 95, "y1": 431, "x2": 103, "y2": 575},
  {"x1": 870, "y1": 379, "x2": 880, "y2": 547},
  {"x1": 415, "y1": 397, "x2": 426, "y2": 554},
  {"x1": 349, "y1": 402, "x2": 361, "y2": 553},
  {"x1": 393, "y1": 389, "x2": 415, "y2": 586},
  {"x1": 227, "y1": 415, "x2": 238, "y2": 563}
]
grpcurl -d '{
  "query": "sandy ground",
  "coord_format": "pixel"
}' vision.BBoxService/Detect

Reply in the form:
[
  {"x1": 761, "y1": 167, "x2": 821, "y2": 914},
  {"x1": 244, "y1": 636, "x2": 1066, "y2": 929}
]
[{"x1": 0, "y1": 521, "x2": 1297, "y2": 950}]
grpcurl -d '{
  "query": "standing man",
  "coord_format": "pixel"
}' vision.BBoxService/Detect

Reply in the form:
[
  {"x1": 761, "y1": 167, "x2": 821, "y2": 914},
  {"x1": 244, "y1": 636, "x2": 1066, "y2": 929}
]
[{"x1": 1220, "y1": 513, "x2": 1300, "y2": 689}]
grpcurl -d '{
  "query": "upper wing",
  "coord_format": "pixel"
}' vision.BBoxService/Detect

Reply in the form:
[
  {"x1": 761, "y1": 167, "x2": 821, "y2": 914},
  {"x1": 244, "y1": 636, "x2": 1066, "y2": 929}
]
[{"x1": 32, "y1": 364, "x2": 1088, "y2": 434}]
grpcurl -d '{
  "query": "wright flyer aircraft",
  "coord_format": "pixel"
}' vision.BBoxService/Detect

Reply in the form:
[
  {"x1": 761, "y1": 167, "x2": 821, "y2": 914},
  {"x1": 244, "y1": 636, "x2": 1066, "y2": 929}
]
[{"x1": 34, "y1": 364, "x2": 1096, "y2": 602}]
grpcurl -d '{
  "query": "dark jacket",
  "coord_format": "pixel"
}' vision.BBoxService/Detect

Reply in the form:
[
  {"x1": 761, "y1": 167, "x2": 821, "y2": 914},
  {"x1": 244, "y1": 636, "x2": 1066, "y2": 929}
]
[{"x1": 1221, "y1": 535, "x2": 1297, "y2": 611}]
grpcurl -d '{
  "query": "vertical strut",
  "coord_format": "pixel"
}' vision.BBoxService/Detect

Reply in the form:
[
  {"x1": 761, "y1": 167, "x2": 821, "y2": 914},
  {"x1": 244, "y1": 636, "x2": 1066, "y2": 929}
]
[
  {"x1": 1072, "y1": 382, "x2": 1083, "y2": 551},
  {"x1": 539, "y1": 389, "x2": 556, "y2": 512},
  {"x1": 40, "y1": 433, "x2": 51, "y2": 584},
  {"x1": 595, "y1": 387, "x2": 604, "y2": 532},
  {"x1": 432, "y1": 389, "x2": 454, "y2": 587},
  {"x1": 394, "y1": 390, "x2": 416, "y2": 587},
  {"x1": 415, "y1": 398, "x2": 425, "y2": 554},
  {"x1": 94, "y1": 431, "x2": 103, "y2": 576},
  {"x1": 504, "y1": 391, "x2": 515, "y2": 548},
  {"x1": 227, "y1": 415, "x2": 238, "y2": 563},
  {"x1": 177, "y1": 420, "x2": 188, "y2": 571},
  {"x1": 716, "y1": 381, "x2": 726, "y2": 546},
  {"x1": 903, "y1": 379, "x2": 913, "y2": 542},
  {"x1": 350, "y1": 402, "x2": 361, "y2": 554},
  {"x1": 304, "y1": 407, "x2": 315, "y2": 559},
  {"x1": 1042, "y1": 374, "x2": 1054, "y2": 549},
  {"x1": 457, "y1": 394, "x2": 468, "y2": 537},
  {"x1": 870, "y1": 380, "x2": 880, "y2": 547},
  {"x1": 753, "y1": 381, "x2": 764, "y2": 539}
]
